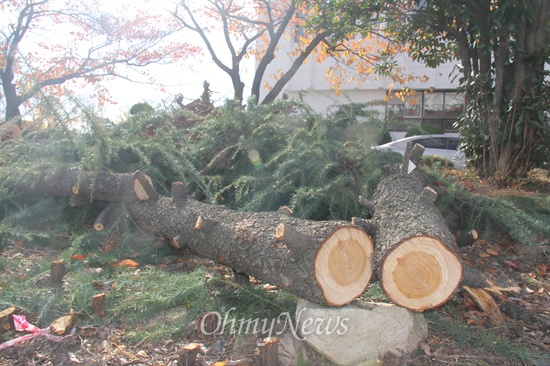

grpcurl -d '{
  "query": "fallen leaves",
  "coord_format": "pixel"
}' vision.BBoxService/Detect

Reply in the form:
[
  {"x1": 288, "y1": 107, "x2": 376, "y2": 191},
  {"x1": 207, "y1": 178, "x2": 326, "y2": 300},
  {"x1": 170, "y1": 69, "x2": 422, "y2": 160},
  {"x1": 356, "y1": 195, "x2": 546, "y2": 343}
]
[
  {"x1": 118, "y1": 259, "x2": 139, "y2": 268},
  {"x1": 535, "y1": 263, "x2": 548, "y2": 275}
]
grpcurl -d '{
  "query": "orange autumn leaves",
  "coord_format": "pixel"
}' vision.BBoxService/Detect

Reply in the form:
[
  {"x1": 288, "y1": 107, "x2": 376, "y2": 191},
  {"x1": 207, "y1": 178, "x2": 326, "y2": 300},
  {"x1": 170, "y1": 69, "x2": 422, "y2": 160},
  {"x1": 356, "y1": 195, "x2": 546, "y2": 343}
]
[
  {"x1": 1, "y1": 0, "x2": 199, "y2": 119},
  {"x1": 71, "y1": 253, "x2": 138, "y2": 268}
]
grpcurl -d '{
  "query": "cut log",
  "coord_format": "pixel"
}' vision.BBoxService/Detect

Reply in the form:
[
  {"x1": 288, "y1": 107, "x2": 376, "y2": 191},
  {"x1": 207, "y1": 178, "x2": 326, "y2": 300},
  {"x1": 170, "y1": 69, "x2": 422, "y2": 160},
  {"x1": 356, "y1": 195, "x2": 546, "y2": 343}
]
[
  {"x1": 3, "y1": 170, "x2": 375, "y2": 306},
  {"x1": 128, "y1": 197, "x2": 374, "y2": 306},
  {"x1": 3, "y1": 170, "x2": 156, "y2": 202},
  {"x1": 372, "y1": 164, "x2": 463, "y2": 312}
]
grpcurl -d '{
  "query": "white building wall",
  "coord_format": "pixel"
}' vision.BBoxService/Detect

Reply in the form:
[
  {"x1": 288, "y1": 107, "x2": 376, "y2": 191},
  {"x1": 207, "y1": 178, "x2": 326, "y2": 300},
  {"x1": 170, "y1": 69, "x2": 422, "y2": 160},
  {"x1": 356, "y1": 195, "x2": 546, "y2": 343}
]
[{"x1": 259, "y1": 37, "x2": 460, "y2": 114}]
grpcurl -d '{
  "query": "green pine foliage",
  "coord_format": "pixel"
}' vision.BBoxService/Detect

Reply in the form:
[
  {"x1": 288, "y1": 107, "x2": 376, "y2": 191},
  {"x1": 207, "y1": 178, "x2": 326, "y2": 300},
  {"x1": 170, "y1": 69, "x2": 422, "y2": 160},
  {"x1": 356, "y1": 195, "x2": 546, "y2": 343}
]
[
  {"x1": 189, "y1": 98, "x2": 400, "y2": 220},
  {"x1": 428, "y1": 170, "x2": 550, "y2": 248},
  {"x1": 461, "y1": 195, "x2": 550, "y2": 247}
]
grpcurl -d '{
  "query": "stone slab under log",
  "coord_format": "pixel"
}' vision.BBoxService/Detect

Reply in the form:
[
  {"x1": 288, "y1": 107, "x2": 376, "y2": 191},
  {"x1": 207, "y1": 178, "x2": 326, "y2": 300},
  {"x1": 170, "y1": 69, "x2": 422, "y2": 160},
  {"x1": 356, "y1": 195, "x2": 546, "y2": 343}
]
[{"x1": 296, "y1": 299, "x2": 428, "y2": 365}]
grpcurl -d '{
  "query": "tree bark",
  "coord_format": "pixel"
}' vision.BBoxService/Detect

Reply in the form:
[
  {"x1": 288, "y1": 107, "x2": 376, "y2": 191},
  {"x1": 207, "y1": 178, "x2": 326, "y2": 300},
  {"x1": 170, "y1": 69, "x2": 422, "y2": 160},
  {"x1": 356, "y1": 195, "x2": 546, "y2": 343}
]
[
  {"x1": 50, "y1": 260, "x2": 65, "y2": 287},
  {"x1": 4, "y1": 170, "x2": 155, "y2": 202},
  {"x1": 128, "y1": 195, "x2": 374, "y2": 306},
  {"x1": 4, "y1": 169, "x2": 375, "y2": 306},
  {"x1": 372, "y1": 162, "x2": 463, "y2": 311}
]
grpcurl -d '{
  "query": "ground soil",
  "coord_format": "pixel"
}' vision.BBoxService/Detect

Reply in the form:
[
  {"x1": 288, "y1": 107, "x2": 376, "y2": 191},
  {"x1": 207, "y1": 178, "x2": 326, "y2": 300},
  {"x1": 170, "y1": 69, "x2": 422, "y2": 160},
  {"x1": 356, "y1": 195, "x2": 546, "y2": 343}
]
[{"x1": 0, "y1": 170, "x2": 549, "y2": 366}]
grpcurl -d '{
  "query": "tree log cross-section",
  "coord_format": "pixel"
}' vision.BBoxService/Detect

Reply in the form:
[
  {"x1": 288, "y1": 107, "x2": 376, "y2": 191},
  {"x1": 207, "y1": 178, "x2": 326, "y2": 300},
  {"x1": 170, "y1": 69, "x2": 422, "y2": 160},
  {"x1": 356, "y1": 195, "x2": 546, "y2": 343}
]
[
  {"x1": 128, "y1": 197, "x2": 374, "y2": 306},
  {"x1": 372, "y1": 164, "x2": 463, "y2": 311}
]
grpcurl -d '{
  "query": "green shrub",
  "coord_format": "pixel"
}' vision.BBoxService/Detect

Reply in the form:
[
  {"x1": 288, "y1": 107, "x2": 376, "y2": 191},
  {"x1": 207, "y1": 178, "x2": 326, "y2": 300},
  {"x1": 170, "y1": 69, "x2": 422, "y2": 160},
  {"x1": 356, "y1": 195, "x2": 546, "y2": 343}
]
[{"x1": 129, "y1": 102, "x2": 155, "y2": 115}]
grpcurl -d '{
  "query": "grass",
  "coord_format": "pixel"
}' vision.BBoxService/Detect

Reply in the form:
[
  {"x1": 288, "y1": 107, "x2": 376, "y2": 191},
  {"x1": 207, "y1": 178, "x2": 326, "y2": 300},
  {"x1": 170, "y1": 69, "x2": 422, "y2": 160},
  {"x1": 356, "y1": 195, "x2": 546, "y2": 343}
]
[
  {"x1": 0, "y1": 249, "x2": 298, "y2": 344},
  {"x1": 426, "y1": 308, "x2": 550, "y2": 366}
]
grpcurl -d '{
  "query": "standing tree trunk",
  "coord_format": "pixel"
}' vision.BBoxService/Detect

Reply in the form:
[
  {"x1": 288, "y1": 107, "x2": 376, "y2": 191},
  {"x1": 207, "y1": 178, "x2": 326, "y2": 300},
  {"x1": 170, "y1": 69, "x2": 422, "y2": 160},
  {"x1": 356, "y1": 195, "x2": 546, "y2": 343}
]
[{"x1": 1, "y1": 70, "x2": 23, "y2": 124}]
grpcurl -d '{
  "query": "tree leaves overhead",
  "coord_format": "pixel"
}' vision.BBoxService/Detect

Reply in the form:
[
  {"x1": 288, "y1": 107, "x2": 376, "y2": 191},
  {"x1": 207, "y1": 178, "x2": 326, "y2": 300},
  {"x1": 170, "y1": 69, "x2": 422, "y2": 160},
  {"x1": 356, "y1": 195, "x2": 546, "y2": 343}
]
[
  {"x1": 304, "y1": 0, "x2": 550, "y2": 178},
  {"x1": 0, "y1": 0, "x2": 198, "y2": 123}
]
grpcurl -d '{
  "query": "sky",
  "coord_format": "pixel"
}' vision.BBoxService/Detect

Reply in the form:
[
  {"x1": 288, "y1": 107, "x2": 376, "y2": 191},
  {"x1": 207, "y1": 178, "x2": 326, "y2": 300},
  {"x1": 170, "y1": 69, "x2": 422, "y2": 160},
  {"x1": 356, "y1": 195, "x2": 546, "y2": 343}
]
[
  {"x1": 92, "y1": 52, "x2": 254, "y2": 120},
  {"x1": 1, "y1": 0, "x2": 254, "y2": 121},
  {"x1": 84, "y1": 1, "x2": 256, "y2": 120}
]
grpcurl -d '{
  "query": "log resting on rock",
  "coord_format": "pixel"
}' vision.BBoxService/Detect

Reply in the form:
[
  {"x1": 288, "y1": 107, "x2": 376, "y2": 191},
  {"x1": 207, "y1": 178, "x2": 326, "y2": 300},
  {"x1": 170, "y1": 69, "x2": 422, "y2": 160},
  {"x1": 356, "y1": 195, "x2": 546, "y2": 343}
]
[{"x1": 371, "y1": 148, "x2": 463, "y2": 312}]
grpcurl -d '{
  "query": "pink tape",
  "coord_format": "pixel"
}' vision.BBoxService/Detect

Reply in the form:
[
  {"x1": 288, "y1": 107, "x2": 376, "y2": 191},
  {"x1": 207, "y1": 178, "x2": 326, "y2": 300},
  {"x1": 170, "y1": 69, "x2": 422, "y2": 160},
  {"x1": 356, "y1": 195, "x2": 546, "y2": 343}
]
[{"x1": 0, "y1": 315, "x2": 74, "y2": 351}]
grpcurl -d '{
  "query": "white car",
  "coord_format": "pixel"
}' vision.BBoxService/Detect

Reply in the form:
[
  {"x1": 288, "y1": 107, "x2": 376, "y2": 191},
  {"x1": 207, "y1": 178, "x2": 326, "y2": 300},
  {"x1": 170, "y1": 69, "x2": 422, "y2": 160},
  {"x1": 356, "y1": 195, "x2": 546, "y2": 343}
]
[{"x1": 374, "y1": 134, "x2": 465, "y2": 169}]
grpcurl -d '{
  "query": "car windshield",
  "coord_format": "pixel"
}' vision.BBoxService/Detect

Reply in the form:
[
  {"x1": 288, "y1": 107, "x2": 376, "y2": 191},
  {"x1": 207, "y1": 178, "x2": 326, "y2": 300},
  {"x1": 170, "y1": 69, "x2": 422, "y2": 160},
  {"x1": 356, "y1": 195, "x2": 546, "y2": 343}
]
[{"x1": 411, "y1": 137, "x2": 460, "y2": 150}]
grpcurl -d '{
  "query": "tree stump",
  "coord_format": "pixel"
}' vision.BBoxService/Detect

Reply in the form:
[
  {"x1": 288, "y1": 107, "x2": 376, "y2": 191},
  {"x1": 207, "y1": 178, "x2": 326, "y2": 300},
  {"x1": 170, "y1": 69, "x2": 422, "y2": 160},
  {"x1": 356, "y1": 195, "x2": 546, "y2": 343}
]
[
  {"x1": 0, "y1": 306, "x2": 16, "y2": 334},
  {"x1": 178, "y1": 343, "x2": 201, "y2": 366},
  {"x1": 258, "y1": 337, "x2": 279, "y2": 366},
  {"x1": 92, "y1": 293, "x2": 107, "y2": 318},
  {"x1": 50, "y1": 260, "x2": 65, "y2": 287}
]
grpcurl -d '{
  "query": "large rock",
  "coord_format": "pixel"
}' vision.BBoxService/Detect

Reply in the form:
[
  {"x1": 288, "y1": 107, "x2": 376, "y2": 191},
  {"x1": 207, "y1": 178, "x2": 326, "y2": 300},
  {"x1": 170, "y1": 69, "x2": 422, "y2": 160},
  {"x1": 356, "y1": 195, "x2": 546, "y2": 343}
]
[{"x1": 295, "y1": 299, "x2": 428, "y2": 365}]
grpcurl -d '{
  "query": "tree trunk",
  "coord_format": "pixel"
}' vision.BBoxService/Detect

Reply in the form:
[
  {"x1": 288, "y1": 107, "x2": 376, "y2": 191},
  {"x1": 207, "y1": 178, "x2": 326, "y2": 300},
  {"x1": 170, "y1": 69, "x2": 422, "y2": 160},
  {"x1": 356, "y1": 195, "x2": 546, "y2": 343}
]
[
  {"x1": 128, "y1": 193, "x2": 374, "y2": 306},
  {"x1": 0, "y1": 70, "x2": 22, "y2": 124},
  {"x1": 371, "y1": 155, "x2": 463, "y2": 311},
  {"x1": 5, "y1": 170, "x2": 374, "y2": 306},
  {"x1": 4, "y1": 170, "x2": 156, "y2": 202}
]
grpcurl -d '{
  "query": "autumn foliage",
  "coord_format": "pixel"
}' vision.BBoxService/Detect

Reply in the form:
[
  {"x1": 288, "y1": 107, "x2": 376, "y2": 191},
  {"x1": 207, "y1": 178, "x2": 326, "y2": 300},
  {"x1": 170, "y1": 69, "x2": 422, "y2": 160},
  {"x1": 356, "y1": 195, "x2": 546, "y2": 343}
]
[{"x1": 0, "y1": 0, "x2": 198, "y2": 125}]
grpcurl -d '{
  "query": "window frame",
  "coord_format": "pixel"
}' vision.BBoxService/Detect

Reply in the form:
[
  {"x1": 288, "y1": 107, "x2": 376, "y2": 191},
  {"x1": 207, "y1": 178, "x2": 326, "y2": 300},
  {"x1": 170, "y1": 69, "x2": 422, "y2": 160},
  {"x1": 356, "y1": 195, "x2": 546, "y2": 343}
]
[{"x1": 385, "y1": 90, "x2": 465, "y2": 120}]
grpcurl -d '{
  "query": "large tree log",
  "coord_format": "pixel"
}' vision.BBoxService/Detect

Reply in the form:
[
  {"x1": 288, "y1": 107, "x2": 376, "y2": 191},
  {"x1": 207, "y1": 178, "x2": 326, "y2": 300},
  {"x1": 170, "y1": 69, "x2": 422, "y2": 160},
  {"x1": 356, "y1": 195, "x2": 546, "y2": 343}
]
[
  {"x1": 128, "y1": 192, "x2": 375, "y2": 306},
  {"x1": 5, "y1": 170, "x2": 156, "y2": 202},
  {"x1": 4, "y1": 169, "x2": 375, "y2": 306},
  {"x1": 371, "y1": 149, "x2": 463, "y2": 312}
]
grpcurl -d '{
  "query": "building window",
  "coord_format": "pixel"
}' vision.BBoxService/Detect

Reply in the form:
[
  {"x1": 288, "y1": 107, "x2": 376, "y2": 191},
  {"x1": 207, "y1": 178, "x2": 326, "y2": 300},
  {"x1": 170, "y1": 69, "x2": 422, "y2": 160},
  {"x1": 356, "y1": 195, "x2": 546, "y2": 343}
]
[
  {"x1": 386, "y1": 93, "x2": 421, "y2": 118},
  {"x1": 386, "y1": 90, "x2": 464, "y2": 120}
]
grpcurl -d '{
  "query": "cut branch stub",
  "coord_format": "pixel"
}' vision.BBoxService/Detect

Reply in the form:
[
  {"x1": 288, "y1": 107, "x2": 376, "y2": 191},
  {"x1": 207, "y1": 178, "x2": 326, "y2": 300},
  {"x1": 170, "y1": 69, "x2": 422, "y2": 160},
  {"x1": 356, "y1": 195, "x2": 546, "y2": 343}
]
[
  {"x1": 133, "y1": 170, "x2": 158, "y2": 201},
  {"x1": 358, "y1": 195, "x2": 375, "y2": 215},
  {"x1": 410, "y1": 144, "x2": 426, "y2": 165},
  {"x1": 379, "y1": 235, "x2": 462, "y2": 311},
  {"x1": 314, "y1": 226, "x2": 374, "y2": 305},
  {"x1": 401, "y1": 141, "x2": 413, "y2": 174},
  {"x1": 94, "y1": 203, "x2": 117, "y2": 232}
]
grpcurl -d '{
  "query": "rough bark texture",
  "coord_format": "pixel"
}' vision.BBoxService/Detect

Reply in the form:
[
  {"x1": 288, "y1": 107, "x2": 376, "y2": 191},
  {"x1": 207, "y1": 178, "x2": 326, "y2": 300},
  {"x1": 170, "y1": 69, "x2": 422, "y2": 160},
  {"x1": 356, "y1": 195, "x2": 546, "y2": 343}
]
[
  {"x1": 372, "y1": 167, "x2": 463, "y2": 311},
  {"x1": 0, "y1": 306, "x2": 16, "y2": 334},
  {"x1": 128, "y1": 195, "x2": 374, "y2": 306},
  {"x1": 5, "y1": 170, "x2": 154, "y2": 202},
  {"x1": 6, "y1": 169, "x2": 373, "y2": 306},
  {"x1": 50, "y1": 260, "x2": 65, "y2": 287},
  {"x1": 92, "y1": 293, "x2": 107, "y2": 318}
]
